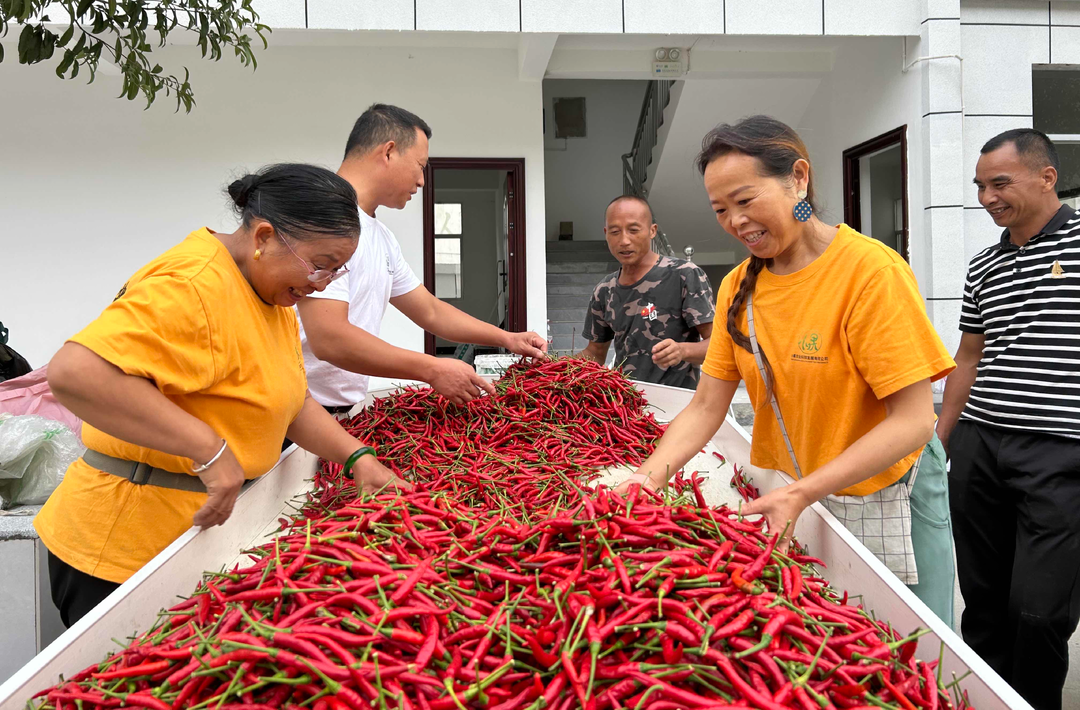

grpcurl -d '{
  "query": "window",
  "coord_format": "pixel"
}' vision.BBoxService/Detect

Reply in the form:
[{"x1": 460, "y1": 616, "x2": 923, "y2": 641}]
[
  {"x1": 1033, "y1": 68, "x2": 1080, "y2": 209},
  {"x1": 434, "y1": 203, "x2": 462, "y2": 299}
]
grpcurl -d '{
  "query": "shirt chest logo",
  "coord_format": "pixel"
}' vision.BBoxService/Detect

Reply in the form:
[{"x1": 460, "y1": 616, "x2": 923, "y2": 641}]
[
  {"x1": 798, "y1": 332, "x2": 821, "y2": 354},
  {"x1": 1051, "y1": 260, "x2": 1066, "y2": 279},
  {"x1": 640, "y1": 303, "x2": 658, "y2": 321},
  {"x1": 792, "y1": 331, "x2": 829, "y2": 364}
]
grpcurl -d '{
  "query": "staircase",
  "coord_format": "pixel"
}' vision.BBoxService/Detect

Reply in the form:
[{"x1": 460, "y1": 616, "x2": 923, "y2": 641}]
[
  {"x1": 622, "y1": 80, "x2": 678, "y2": 258},
  {"x1": 545, "y1": 241, "x2": 617, "y2": 355}
]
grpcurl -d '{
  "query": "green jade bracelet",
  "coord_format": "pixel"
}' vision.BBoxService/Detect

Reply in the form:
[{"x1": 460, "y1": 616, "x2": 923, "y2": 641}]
[{"x1": 343, "y1": 446, "x2": 377, "y2": 473}]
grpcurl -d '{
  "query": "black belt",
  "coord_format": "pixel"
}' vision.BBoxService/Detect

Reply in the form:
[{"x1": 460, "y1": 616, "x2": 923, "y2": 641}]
[
  {"x1": 82, "y1": 449, "x2": 207, "y2": 493},
  {"x1": 324, "y1": 404, "x2": 355, "y2": 415}
]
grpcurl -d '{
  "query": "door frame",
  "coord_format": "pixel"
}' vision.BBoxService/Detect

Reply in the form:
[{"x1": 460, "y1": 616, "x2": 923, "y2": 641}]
[
  {"x1": 422, "y1": 158, "x2": 527, "y2": 356},
  {"x1": 842, "y1": 126, "x2": 909, "y2": 261}
]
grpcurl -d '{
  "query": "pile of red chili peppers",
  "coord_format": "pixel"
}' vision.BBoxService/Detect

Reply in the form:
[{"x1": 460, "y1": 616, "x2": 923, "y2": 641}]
[
  {"x1": 31, "y1": 359, "x2": 973, "y2": 710},
  {"x1": 320, "y1": 358, "x2": 667, "y2": 516}
]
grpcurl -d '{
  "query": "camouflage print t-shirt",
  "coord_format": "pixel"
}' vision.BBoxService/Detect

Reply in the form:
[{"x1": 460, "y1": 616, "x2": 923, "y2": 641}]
[{"x1": 583, "y1": 257, "x2": 715, "y2": 389}]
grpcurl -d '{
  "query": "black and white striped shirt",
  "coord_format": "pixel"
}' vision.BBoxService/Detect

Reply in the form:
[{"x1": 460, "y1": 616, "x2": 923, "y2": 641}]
[{"x1": 959, "y1": 205, "x2": 1080, "y2": 438}]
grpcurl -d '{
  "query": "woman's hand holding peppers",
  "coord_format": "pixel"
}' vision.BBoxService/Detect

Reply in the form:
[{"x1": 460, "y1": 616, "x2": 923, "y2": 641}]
[
  {"x1": 351, "y1": 455, "x2": 412, "y2": 494},
  {"x1": 740, "y1": 484, "x2": 810, "y2": 553}
]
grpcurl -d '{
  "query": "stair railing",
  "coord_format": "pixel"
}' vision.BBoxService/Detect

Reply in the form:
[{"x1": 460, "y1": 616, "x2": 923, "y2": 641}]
[{"x1": 621, "y1": 80, "x2": 676, "y2": 258}]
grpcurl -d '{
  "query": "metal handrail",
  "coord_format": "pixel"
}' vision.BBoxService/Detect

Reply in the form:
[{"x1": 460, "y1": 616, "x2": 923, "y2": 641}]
[{"x1": 621, "y1": 80, "x2": 676, "y2": 258}]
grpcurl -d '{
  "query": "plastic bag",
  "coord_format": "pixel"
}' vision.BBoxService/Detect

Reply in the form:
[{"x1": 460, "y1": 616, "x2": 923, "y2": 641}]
[
  {"x1": 0, "y1": 366, "x2": 84, "y2": 445},
  {"x1": 0, "y1": 413, "x2": 84, "y2": 509}
]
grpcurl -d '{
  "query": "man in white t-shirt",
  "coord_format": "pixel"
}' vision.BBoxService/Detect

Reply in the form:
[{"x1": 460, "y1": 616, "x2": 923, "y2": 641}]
[{"x1": 297, "y1": 104, "x2": 547, "y2": 413}]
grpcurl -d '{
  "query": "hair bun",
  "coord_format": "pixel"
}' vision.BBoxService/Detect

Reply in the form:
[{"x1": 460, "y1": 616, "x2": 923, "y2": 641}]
[{"x1": 227, "y1": 174, "x2": 259, "y2": 209}]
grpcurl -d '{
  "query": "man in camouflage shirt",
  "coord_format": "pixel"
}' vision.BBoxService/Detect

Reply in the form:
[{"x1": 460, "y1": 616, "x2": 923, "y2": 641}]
[{"x1": 579, "y1": 196, "x2": 715, "y2": 389}]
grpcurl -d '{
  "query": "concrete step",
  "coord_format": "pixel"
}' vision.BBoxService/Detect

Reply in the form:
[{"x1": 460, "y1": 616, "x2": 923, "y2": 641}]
[
  {"x1": 546, "y1": 240, "x2": 612, "y2": 253},
  {"x1": 549, "y1": 321, "x2": 587, "y2": 336},
  {"x1": 547, "y1": 283, "x2": 595, "y2": 296},
  {"x1": 548, "y1": 294, "x2": 592, "y2": 309},
  {"x1": 548, "y1": 308, "x2": 587, "y2": 322},
  {"x1": 546, "y1": 244, "x2": 615, "y2": 263},
  {"x1": 549, "y1": 334, "x2": 590, "y2": 353},
  {"x1": 546, "y1": 272, "x2": 604, "y2": 286},
  {"x1": 545, "y1": 261, "x2": 616, "y2": 274}
]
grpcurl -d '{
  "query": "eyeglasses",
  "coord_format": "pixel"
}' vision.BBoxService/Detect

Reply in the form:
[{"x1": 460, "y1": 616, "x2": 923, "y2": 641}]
[{"x1": 277, "y1": 234, "x2": 349, "y2": 284}]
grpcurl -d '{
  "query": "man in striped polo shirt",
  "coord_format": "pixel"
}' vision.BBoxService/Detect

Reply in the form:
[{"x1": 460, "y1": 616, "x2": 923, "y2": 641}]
[{"x1": 938, "y1": 129, "x2": 1080, "y2": 710}]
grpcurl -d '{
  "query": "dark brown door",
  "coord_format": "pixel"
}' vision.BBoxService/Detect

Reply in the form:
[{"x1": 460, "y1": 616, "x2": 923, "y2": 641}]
[
  {"x1": 423, "y1": 158, "x2": 527, "y2": 356},
  {"x1": 842, "y1": 126, "x2": 909, "y2": 260}
]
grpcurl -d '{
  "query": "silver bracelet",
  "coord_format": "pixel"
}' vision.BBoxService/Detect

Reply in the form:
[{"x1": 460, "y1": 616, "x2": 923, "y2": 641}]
[{"x1": 192, "y1": 439, "x2": 228, "y2": 473}]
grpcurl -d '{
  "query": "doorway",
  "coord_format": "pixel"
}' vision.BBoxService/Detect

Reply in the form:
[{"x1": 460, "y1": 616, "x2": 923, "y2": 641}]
[
  {"x1": 843, "y1": 127, "x2": 909, "y2": 259},
  {"x1": 422, "y1": 158, "x2": 526, "y2": 356}
]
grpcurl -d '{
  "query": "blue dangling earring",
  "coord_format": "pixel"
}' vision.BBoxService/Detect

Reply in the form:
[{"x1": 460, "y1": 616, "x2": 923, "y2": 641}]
[{"x1": 793, "y1": 189, "x2": 813, "y2": 222}]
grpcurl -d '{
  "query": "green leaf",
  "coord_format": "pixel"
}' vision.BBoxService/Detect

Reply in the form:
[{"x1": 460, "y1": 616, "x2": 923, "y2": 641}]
[
  {"x1": 41, "y1": 31, "x2": 56, "y2": 60},
  {"x1": 9, "y1": 0, "x2": 270, "y2": 111},
  {"x1": 17, "y1": 23, "x2": 34, "y2": 62},
  {"x1": 56, "y1": 49, "x2": 74, "y2": 77}
]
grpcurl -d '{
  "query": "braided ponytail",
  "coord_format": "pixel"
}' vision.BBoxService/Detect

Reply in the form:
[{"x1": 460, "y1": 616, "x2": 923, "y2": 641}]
[{"x1": 725, "y1": 257, "x2": 775, "y2": 404}]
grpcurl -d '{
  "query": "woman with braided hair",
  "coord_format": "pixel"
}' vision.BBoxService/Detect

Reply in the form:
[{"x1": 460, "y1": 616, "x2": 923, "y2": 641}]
[{"x1": 619, "y1": 116, "x2": 957, "y2": 623}]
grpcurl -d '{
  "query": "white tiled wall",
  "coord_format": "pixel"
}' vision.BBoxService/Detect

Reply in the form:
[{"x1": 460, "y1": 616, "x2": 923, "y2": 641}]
[
  {"x1": 725, "y1": 0, "x2": 823, "y2": 35},
  {"x1": 924, "y1": 113, "x2": 965, "y2": 207},
  {"x1": 1051, "y1": 25, "x2": 1080, "y2": 63},
  {"x1": 962, "y1": 0, "x2": 1050, "y2": 25},
  {"x1": 1050, "y1": 1, "x2": 1080, "y2": 24},
  {"x1": 927, "y1": 0, "x2": 961, "y2": 19},
  {"x1": 250, "y1": 0, "x2": 929, "y2": 35},
  {"x1": 251, "y1": 0, "x2": 305, "y2": 29},
  {"x1": 623, "y1": 0, "x2": 725, "y2": 34},
  {"x1": 824, "y1": 0, "x2": 921, "y2": 35},
  {"x1": 926, "y1": 207, "x2": 967, "y2": 296},
  {"x1": 307, "y1": 0, "x2": 414, "y2": 30},
  {"x1": 520, "y1": 0, "x2": 622, "y2": 33},
  {"x1": 960, "y1": 23, "x2": 1049, "y2": 115},
  {"x1": 416, "y1": 0, "x2": 520, "y2": 32},
  {"x1": 919, "y1": 21, "x2": 963, "y2": 115}
]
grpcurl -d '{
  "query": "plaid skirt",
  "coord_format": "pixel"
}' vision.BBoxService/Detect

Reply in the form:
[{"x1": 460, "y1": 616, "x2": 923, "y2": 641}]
[{"x1": 820, "y1": 451, "x2": 924, "y2": 585}]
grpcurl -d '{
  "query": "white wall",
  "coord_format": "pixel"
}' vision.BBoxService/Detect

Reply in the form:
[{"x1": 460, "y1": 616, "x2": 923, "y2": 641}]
[
  {"x1": 0, "y1": 38, "x2": 547, "y2": 369},
  {"x1": 542, "y1": 79, "x2": 647, "y2": 241},
  {"x1": 256, "y1": 0, "x2": 921, "y2": 35}
]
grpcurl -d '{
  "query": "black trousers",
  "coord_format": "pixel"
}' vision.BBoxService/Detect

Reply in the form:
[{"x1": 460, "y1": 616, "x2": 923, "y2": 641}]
[
  {"x1": 47, "y1": 550, "x2": 121, "y2": 628},
  {"x1": 949, "y1": 420, "x2": 1080, "y2": 710}
]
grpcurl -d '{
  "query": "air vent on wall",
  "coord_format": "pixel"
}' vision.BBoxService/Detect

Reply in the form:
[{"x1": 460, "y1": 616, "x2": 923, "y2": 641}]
[{"x1": 553, "y1": 97, "x2": 586, "y2": 139}]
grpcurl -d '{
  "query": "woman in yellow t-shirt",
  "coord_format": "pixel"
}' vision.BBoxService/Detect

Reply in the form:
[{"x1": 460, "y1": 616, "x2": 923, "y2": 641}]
[
  {"x1": 619, "y1": 116, "x2": 956, "y2": 624},
  {"x1": 35, "y1": 163, "x2": 408, "y2": 627}
]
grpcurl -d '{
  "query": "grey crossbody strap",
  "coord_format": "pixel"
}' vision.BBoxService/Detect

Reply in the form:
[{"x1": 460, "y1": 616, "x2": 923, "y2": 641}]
[{"x1": 746, "y1": 292, "x2": 804, "y2": 479}]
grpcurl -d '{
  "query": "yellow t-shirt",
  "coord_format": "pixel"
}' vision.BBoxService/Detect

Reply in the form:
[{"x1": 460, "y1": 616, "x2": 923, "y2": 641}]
[
  {"x1": 702, "y1": 224, "x2": 955, "y2": 496},
  {"x1": 35, "y1": 228, "x2": 308, "y2": 583}
]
